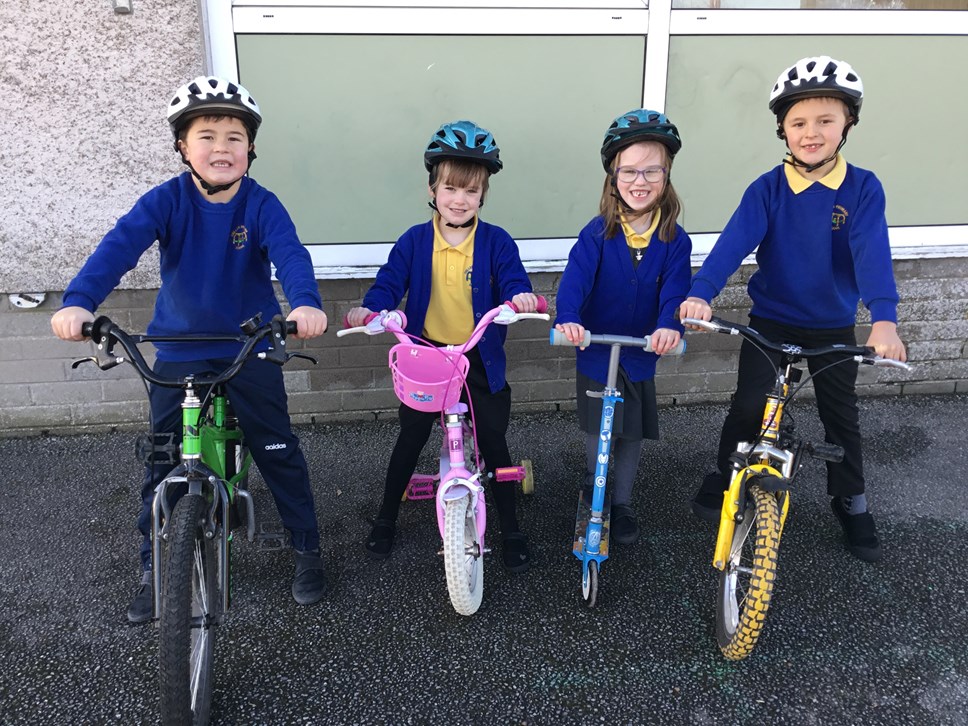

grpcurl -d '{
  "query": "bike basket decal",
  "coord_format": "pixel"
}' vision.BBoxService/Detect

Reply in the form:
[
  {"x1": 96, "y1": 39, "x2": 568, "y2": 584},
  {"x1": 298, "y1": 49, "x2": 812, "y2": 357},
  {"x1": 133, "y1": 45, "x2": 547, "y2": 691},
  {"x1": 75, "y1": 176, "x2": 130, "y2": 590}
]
[
  {"x1": 231, "y1": 225, "x2": 249, "y2": 250},
  {"x1": 831, "y1": 205, "x2": 848, "y2": 231},
  {"x1": 410, "y1": 391, "x2": 433, "y2": 403}
]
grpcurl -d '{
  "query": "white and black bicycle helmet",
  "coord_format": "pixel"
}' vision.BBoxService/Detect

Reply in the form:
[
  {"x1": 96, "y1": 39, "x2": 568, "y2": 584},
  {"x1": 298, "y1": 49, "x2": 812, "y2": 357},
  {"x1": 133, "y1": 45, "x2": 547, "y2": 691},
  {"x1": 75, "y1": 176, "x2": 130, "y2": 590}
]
[
  {"x1": 769, "y1": 56, "x2": 863, "y2": 172},
  {"x1": 769, "y1": 56, "x2": 863, "y2": 125},
  {"x1": 167, "y1": 76, "x2": 262, "y2": 141}
]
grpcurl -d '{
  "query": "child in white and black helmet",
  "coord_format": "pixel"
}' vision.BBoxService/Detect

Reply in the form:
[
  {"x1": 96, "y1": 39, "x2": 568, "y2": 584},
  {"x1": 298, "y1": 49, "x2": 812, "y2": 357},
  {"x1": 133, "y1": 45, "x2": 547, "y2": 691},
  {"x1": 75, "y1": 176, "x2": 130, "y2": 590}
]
[
  {"x1": 681, "y1": 56, "x2": 907, "y2": 562},
  {"x1": 52, "y1": 76, "x2": 329, "y2": 621}
]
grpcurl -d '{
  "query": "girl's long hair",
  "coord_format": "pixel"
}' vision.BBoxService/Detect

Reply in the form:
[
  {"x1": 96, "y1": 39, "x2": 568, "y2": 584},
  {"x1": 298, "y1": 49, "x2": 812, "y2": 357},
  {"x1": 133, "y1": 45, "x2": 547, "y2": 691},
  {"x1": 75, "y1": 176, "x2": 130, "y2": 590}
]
[{"x1": 598, "y1": 142, "x2": 683, "y2": 242}]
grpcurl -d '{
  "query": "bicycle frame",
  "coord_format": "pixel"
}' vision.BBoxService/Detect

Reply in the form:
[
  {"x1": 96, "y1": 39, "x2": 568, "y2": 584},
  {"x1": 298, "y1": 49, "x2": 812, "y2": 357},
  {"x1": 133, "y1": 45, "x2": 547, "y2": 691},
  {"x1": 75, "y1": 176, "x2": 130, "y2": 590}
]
[
  {"x1": 149, "y1": 382, "x2": 253, "y2": 621},
  {"x1": 77, "y1": 313, "x2": 300, "y2": 620},
  {"x1": 340, "y1": 302, "x2": 549, "y2": 544},
  {"x1": 682, "y1": 316, "x2": 911, "y2": 572}
]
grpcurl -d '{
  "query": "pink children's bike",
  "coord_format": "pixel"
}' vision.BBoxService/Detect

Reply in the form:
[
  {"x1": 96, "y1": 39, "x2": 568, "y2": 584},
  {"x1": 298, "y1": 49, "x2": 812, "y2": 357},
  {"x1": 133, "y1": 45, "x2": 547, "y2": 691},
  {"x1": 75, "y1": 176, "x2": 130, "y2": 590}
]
[{"x1": 339, "y1": 299, "x2": 549, "y2": 615}]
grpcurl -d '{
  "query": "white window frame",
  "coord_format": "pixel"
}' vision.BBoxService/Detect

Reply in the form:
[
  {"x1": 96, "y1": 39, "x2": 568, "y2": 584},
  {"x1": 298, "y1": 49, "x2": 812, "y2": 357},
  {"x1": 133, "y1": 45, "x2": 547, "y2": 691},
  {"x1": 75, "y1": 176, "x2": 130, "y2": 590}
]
[{"x1": 202, "y1": 0, "x2": 968, "y2": 277}]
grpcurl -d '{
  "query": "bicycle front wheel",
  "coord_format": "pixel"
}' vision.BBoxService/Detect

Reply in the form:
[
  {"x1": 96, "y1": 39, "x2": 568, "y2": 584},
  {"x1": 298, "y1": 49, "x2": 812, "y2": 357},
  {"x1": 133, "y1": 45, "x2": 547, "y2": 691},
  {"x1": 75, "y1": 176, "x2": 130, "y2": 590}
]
[
  {"x1": 160, "y1": 494, "x2": 219, "y2": 725},
  {"x1": 442, "y1": 494, "x2": 484, "y2": 616},
  {"x1": 715, "y1": 483, "x2": 781, "y2": 661}
]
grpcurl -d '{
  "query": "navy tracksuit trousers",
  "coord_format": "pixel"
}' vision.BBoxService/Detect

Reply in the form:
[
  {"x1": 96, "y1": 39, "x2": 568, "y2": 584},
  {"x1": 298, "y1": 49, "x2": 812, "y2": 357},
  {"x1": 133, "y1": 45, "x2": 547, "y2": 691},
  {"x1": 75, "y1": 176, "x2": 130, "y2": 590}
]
[{"x1": 138, "y1": 357, "x2": 319, "y2": 570}]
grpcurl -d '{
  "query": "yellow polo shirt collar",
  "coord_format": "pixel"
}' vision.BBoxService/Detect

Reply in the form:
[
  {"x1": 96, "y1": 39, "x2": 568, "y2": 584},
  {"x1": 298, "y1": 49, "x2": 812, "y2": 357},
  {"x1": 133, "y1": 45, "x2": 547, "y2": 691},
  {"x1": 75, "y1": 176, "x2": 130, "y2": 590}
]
[
  {"x1": 621, "y1": 208, "x2": 662, "y2": 249},
  {"x1": 784, "y1": 154, "x2": 847, "y2": 194}
]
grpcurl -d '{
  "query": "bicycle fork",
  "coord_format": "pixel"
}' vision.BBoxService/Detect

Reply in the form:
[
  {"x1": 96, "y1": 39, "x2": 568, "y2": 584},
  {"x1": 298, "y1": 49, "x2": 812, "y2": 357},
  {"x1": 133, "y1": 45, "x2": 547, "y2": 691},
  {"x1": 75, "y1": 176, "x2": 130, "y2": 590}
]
[{"x1": 434, "y1": 409, "x2": 486, "y2": 549}]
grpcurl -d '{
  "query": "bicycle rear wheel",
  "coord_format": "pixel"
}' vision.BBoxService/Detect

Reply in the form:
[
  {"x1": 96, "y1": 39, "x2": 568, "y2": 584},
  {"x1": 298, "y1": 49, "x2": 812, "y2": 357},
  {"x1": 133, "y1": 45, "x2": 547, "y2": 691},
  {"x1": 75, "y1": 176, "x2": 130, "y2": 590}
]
[
  {"x1": 442, "y1": 494, "x2": 484, "y2": 616},
  {"x1": 715, "y1": 483, "x2": 781, "y2": 661},
  {"x1": 160, "y1": 494, "x2": 219, "y2": 725}
]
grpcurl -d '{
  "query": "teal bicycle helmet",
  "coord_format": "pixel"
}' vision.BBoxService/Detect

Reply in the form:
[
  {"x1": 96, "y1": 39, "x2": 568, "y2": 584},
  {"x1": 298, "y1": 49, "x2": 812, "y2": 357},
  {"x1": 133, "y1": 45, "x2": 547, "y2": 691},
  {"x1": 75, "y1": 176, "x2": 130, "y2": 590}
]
[
  {"x1": 424, "y1": 120, "x2": 502, "y2": 175},
  {"x1": 601, "y1": 109, "x2": 681, "y2": 171}
]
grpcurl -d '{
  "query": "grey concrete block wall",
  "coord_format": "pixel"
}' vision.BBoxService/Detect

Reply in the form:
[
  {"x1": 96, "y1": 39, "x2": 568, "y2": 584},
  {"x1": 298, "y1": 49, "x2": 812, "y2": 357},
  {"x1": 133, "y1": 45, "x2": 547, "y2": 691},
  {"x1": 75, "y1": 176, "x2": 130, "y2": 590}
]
[{"x1": 3, "y1": 260, "x2": 965, "y2": 437}]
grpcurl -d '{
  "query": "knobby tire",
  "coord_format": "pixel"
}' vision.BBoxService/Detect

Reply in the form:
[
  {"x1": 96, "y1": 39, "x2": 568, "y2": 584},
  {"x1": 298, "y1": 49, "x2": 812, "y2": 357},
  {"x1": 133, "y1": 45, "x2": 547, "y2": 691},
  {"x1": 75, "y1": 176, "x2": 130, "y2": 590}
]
[{"x1": 715, "y1": 483, "x2": 781, "y2": 661}]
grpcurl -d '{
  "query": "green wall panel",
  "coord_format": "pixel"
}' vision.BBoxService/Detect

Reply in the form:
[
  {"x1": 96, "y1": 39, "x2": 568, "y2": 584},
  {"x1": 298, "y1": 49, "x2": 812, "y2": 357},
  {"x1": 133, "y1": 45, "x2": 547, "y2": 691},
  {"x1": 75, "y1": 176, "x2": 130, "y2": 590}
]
[
  {"x1": 667, "y1": 35, "x2": 968, "y2": 232},
  {"x1": 238, "y1": 35, "x2": 646, "y2": 246}
]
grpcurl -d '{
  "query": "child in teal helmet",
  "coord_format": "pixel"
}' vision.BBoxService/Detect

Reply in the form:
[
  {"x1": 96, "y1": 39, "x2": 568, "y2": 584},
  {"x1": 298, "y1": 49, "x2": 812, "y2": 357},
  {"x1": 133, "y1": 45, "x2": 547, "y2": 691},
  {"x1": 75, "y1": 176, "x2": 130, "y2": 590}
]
[
  {"x1": 346, "y1": 120, "x2": 538, "y2": 572},
  {"x1": 555, "y1": 109, "x2": 693, "y2": 545},
  {"x1": 680, "y1": 56, "x2": 907, "y2": 562},
  {"x1": 51, "y1": 76, "x2": 330, "y2": 621}
]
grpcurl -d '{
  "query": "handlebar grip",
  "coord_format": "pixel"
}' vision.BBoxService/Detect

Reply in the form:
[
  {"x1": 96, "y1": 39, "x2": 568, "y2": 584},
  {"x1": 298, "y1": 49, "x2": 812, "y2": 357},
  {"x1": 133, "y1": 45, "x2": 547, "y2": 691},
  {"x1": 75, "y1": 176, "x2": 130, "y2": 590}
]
[
  {"x1": 81, "y1": 322, "x2": 94, "y2": 338},
  {"x1": 549, "y1": 328, "x2": 591, "y2": 347},
  {"x1": 285, "y1": 321, "x2": 298, "y2": 336},
  {"x1": 506, "y1": 295, "x2": 548, "y2": 315}
]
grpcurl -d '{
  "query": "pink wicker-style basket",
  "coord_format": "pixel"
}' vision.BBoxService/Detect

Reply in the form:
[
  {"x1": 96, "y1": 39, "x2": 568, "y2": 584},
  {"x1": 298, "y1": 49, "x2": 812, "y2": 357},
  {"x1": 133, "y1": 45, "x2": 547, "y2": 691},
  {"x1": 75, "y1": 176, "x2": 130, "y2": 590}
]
[{"x1": 389, "y1": 343, "x2": 470, "y2": 413}]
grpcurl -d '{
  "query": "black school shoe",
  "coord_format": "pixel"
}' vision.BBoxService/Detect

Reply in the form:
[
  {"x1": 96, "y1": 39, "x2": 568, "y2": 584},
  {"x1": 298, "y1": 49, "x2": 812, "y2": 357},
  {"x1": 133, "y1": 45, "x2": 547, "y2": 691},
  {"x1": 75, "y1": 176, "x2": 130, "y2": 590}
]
[
  {"x1": 365, "y1": 518, "x2": 396, "y2": 560},
  {"x1": 126, "y1": 570, "x2": 153, "y2": 625},
  {"x1": 610, "y1": 504, "x2": 640, "y2": 545},
  {"x1": 691, "y1": 472, "x2": 727, "y2": 523},
  {"x1": 292, "y1": 549, "x2": 329, "y2": 605},
  {"x1": 501, "y1": 532, "x2": 531, "y2": 573},
  {"x1": 831, "y1": 498, "x2": 883, "y2": 562}
]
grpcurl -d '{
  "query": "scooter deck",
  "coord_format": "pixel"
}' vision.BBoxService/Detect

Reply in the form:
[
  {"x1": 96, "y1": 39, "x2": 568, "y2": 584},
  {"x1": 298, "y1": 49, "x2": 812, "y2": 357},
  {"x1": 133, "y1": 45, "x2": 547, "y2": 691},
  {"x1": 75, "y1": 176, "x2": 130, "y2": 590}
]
[{"x1": 573, "y1": 491, "x2": 610, "y2": 558}]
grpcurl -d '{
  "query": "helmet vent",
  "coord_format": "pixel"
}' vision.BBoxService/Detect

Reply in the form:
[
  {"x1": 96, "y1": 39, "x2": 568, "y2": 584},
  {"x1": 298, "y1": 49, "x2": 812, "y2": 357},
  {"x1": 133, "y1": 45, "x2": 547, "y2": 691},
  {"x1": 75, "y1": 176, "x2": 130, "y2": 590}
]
[{"x1": 823, "y1": 61, "x2": 838, "y2": 76}]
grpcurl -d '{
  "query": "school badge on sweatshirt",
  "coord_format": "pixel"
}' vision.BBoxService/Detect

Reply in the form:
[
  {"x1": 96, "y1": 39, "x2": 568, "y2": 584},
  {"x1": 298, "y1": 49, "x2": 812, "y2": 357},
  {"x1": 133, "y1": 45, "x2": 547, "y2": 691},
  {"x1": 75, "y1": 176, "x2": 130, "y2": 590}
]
[
  {"x1": 831, "y1": 205, "x2": 848, "y2": 232},
  {"x1": 231, "y1": 225, "x2": 249, "y2": 250}
]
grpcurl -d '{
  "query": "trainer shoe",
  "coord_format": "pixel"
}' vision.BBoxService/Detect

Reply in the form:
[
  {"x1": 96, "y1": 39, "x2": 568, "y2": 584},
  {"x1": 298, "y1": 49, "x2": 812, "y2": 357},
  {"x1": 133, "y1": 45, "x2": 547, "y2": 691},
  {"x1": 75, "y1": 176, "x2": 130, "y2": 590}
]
[
  {"x1": 691, "y1": 472, "x2": 727, "y2": 523},
  {"x1": 292, "y1": 549, "x2": 329, "y2": 605},
  {"x1": 611, "y1": 505, "x2": 640, "y2": 545},
  {"x1": 831, "y1": 498, "x2": 882, "y2": 562},
  {"x1": 126, "y1": 570, "x2": 153, "y2": 625}
]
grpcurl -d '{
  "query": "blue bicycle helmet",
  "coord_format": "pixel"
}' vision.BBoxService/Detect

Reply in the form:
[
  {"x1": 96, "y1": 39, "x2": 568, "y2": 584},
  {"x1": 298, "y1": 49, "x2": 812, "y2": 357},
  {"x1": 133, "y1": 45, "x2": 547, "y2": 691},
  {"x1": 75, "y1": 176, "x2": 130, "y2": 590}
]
[
  {"x1": 424, "y1": 120, "x2": 503, "y2": 175},
  {"x1": 601, "y1": 109, "x2": 682, "y2": 171}
]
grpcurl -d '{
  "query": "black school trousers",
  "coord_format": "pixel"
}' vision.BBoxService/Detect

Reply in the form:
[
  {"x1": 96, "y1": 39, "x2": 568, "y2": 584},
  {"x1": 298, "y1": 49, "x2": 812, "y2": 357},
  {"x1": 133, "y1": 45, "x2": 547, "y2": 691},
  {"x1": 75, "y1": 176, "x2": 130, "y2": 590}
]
[{"x1": 716, "y1": 315, "x2": 865, "y2": 497}]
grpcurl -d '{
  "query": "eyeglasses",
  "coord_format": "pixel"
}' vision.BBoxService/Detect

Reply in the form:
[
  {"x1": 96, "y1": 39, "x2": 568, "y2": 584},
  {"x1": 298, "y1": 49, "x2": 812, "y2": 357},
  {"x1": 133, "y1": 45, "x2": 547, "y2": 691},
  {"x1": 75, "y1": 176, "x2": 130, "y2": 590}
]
[{"x1": 614, "y1": 166, "x2": 667, "y2": 184}]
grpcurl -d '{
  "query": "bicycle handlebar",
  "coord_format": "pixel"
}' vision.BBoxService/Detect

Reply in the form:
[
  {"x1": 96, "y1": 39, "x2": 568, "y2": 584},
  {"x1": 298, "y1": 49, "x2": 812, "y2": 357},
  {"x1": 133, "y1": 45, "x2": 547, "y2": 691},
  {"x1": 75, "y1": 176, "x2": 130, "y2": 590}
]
[
  {"x1": 338, "y1": 296, "x2": 551, "y2": 347},
  {"x1": 549, "y1": 328, "x2": 686, "y2": 356},
  {"x1": 683, "y1": 316, "x2": 911, "y2": 370},
  {"x1": 76, "y1": 314, "x2": 302, "y2": 388}
]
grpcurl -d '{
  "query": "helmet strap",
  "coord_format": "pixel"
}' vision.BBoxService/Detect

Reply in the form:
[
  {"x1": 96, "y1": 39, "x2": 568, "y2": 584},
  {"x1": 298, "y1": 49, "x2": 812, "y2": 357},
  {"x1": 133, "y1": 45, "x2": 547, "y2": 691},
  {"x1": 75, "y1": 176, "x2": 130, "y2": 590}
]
[
  {"x1": 178, "y1": 147, "x2": 256, "y2": 196},
  {"x1": 780, "y1": 117, "x2": 854, "y2": 174},
  {"x1": 427, "y1": 200, "x2": 477, "y2": 228}
]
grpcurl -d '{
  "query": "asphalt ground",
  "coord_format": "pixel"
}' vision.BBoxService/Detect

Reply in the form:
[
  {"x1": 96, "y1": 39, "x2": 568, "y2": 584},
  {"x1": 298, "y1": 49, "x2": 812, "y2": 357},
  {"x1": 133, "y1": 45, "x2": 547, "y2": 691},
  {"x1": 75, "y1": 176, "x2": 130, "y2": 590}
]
[{"x1": 1, "y1": 394, "x2": 966, "y2": 725}]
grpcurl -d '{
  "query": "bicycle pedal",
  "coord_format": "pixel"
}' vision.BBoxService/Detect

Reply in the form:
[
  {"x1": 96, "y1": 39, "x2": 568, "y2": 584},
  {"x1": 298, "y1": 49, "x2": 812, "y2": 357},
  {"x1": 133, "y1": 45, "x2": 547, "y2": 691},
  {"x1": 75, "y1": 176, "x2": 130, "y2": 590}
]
[
  {"x1": 254, "y1": 525, "x2": 289, "y2": 551},
  {"x1": 494, "y1": 466, "x2": 524, "y2": 482}
]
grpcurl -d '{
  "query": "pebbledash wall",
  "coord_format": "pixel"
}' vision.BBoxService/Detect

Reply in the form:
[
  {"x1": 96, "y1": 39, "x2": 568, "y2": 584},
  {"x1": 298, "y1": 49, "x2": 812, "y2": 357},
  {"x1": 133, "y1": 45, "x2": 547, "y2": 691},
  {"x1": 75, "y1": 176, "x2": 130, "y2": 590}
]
[{"x1": 0, "y1": 0, "x2": 966, "y2": 437}]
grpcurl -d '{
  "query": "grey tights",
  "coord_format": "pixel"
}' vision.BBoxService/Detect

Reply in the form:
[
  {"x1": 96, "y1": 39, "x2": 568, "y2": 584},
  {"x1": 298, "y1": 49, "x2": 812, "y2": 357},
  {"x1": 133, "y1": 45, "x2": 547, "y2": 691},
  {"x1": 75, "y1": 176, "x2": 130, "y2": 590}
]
[{"x1": 584, "y1": 433, "x2": 644, "y2": 506}]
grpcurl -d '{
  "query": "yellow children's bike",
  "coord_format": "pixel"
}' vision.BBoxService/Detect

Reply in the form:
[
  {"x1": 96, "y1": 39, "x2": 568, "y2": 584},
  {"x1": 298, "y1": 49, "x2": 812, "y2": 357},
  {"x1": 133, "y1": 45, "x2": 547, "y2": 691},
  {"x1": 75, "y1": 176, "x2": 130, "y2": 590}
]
[{"x1": 683, "y1": 316, "x2": 910, "y2": 661}]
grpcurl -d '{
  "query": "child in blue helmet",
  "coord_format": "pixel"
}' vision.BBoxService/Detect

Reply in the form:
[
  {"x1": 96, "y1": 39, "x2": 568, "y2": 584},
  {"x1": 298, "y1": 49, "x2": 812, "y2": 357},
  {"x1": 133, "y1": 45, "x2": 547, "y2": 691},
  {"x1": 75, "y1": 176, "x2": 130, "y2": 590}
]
[
  {"x1": 346, "y1": 120, "x2": 539, "y2": 572},
  {"x1": 555, "y1": 109, "x2": 693, "y2": 545},
  {"x1": 51, "y1": 76, "x2": 330, "y2": 621},
  {"x1": 680, "y1": 56, "x2": 907, "y2": 562}
]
